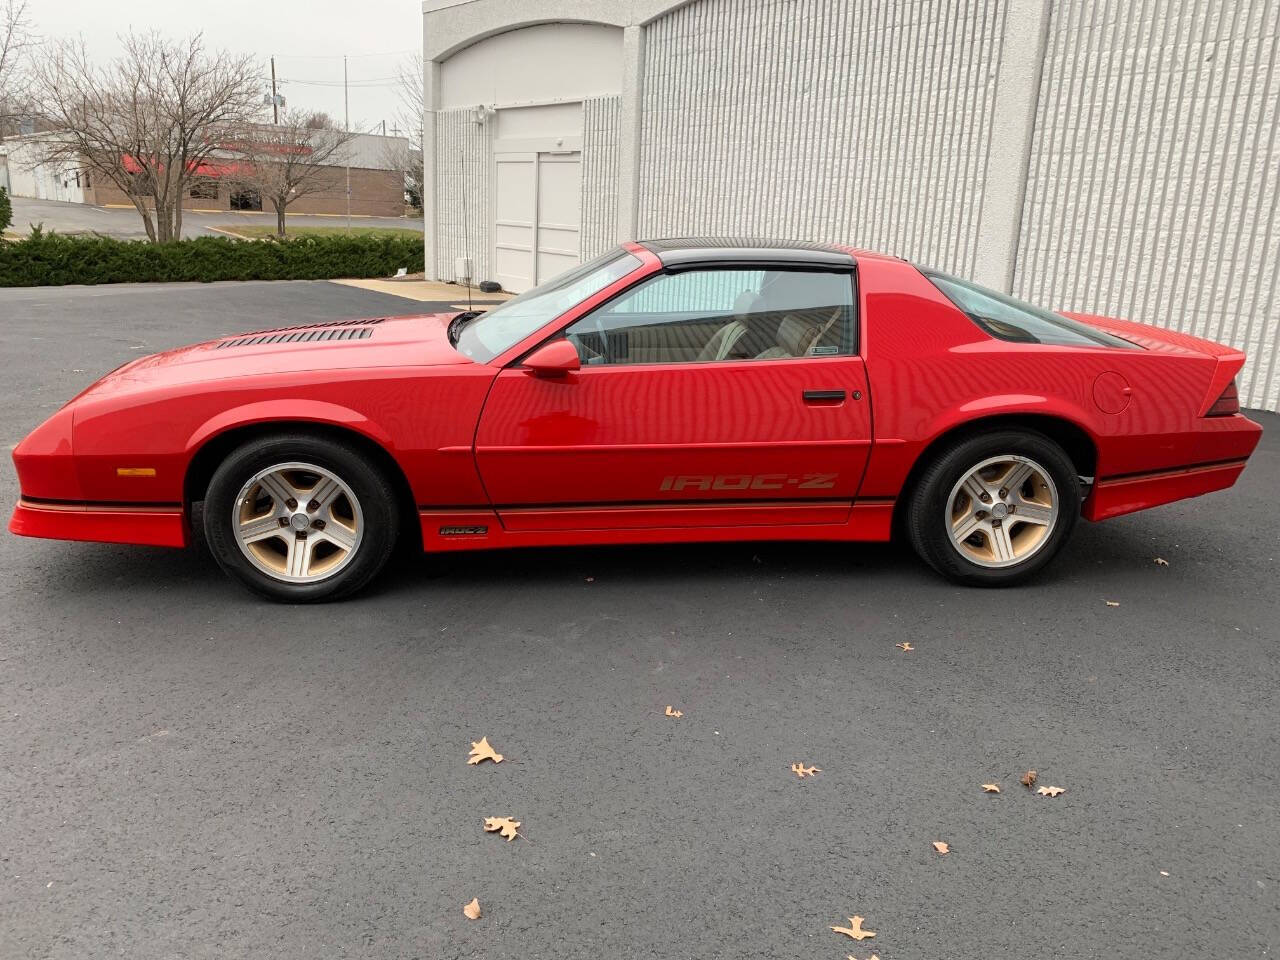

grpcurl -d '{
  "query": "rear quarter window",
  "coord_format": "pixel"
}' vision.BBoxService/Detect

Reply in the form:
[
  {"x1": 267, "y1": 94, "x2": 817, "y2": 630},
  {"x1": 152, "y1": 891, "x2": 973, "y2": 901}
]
[{"x1": 919, "y1": 268, "x2": 1137, "y2": 348}]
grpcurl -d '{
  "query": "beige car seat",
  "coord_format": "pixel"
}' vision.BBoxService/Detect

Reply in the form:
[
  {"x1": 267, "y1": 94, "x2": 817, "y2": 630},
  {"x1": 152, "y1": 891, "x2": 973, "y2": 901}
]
[
  {"x1": 754, "y1": 314, "x2": 821, "y2": 360},
  {"x1": 695, "y1": 290, "x2": 759, "y2": 362},
  {"x1": 753, "y1": 306, "x2": 843, "y2": 360}
]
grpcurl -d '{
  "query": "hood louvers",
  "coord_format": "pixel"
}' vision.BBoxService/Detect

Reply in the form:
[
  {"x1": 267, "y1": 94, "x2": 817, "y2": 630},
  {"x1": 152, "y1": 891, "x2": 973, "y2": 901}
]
[{"x1": 214, "y1": 317, "x2": 385, "y2": 350}]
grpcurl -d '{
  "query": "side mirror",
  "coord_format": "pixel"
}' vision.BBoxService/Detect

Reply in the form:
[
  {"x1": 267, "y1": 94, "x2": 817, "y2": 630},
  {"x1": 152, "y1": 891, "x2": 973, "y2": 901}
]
[{"x1": 523, "y1": 339, "x2": 581, "y2": 378}]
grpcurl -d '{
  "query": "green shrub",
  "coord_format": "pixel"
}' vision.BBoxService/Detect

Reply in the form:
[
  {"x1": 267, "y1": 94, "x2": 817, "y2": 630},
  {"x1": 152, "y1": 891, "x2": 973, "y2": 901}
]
[
  {"x1": 0, "y1": 228, "x2": 425, "y2": 287},
  {"x1": 0, "y1": 187, "x2": 11, "y2": 234}
]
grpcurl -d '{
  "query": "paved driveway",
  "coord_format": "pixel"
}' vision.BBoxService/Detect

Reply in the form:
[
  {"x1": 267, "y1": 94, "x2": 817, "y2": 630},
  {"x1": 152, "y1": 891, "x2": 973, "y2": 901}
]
[
  {"x1": 0, "y1": 281, "x2": 1276, "y2": 960},
  {"x1": 6, "y1": 195, "x2": 423, "y2": 240}
]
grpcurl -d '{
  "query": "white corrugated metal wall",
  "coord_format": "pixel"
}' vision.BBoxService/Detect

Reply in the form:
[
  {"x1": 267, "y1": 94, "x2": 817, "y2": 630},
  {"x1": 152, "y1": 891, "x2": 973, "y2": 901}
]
[
  {"x1": 434, "y1": 108, "x2": 495, "y2": 283},
  {"x1": 1014, "y1": 0, "x2": 1280, "y2": 411},
  {"x1": 427, "y1": 0, "x2": 1279, "y2": 410},
  {"x1": 637, "y1": 0, "x2": 1010, "y2": 278},
  {"x1": 581, "y1": 96, "x2": 623, "y2": 260}
]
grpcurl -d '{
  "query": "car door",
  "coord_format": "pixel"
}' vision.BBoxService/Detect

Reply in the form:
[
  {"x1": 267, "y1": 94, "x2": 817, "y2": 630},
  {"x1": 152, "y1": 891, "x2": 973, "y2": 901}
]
[{"x1": 473, "y1": 264, "x2": 872, "y2": 531}]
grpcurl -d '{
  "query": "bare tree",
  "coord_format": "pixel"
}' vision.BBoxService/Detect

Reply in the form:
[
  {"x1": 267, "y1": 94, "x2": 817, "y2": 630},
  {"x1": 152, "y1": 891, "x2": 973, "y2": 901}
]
[
  {"x1": 384, "y1": 53, "x2": 424, "y2": 210},
  {"x1": 0, "y1": 0, "x2": 36, "y2": 135},
  {"x1": 304, "y1": 112, "x2": 339, "y2": 131},
  {"x1": 228, "y1": 110, "x2": 356, "y2": 237},
  {"x1": 30, "y1": 32, "x2": 262, "y2": 242}
]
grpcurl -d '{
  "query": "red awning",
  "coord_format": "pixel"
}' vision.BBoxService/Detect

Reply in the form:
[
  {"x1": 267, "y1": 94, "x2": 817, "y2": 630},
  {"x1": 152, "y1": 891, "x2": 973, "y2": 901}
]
[{"x1": 121, "y1": 154, "x2": 253, "y2": 178}]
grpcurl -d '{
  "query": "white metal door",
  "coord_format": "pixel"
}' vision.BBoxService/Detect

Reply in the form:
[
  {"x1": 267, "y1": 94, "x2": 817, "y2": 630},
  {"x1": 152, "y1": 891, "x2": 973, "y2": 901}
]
[
  {"x1": 492, "y1": 151, "x2": 581, "y2": 293},
  {"x1": 493, "y1": 153, "x2": 537, "y2": 294},
  {"x1": 535, "y1": 153, "x2": 581, "y2": 284}
]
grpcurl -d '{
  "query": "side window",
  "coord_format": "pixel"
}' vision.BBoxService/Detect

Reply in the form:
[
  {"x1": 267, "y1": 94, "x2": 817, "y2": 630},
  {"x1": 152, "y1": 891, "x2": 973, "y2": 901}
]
[
  {"x1": 919, "y1": 267, "x2": 1137, "y2": 348},
  {"x1": 564, "y1": 268, "x2": 856, "y2": 365}
]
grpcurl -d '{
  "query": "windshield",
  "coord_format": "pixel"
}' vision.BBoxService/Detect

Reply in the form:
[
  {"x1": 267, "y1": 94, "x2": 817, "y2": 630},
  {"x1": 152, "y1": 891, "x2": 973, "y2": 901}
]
[
  {"x1": 920, "y1": 267, "x2": 1137, "y2": 348},
  {"x1": 455, "y1": 249, "x2": 643, "y2": 362}
]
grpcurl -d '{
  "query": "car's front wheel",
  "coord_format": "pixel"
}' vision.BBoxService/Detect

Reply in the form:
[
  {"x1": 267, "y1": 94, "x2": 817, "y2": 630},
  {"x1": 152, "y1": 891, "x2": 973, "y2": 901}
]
[
  {"x1": 905, "y1": 430, "x2": 1080, "y2": 586},
  {"x1": 203, "y1": 434, "x2": 400, "y2": 602}
]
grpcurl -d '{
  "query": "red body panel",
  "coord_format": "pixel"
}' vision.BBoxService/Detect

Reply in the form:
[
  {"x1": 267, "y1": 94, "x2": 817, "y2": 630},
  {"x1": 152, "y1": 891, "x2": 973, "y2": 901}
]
[
  {"x1": 851, "y1": 259, "x2": 1260, "y2": 500},
  {"x1": 475, "y1": 356, "x2": 872, "y2": 520},
  {"x1": 8, "y1": 248, "x2": 1263, "y2": 556}
]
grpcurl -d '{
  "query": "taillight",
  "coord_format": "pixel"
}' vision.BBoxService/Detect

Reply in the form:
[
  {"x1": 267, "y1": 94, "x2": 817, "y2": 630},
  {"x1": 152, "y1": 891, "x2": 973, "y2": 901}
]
[{"x1": 1206, "y1": 378, "x2": 1240, "y2": 416}]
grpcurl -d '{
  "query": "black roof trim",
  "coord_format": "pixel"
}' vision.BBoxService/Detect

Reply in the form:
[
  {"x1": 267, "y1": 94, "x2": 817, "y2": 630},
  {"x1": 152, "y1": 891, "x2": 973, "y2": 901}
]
[{"x1": 640, "y1": 237, "x2": 855, "y2": 269}]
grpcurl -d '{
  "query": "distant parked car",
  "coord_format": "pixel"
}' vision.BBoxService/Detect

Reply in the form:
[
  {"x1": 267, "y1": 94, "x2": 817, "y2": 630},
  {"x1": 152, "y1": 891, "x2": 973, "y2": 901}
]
[{"x1": 10, "y1": 239, "x2": 1262, "y2": 600}]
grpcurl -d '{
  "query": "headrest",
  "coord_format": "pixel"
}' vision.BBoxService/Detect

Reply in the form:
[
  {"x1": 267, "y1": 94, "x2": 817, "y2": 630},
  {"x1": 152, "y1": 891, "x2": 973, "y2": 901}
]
[
  {"x1": 733, "y1": 290, "x2": 761, "y2": 319},
  {"x1": 776, "y1": 314, "x2": 820, "y2": 356}
]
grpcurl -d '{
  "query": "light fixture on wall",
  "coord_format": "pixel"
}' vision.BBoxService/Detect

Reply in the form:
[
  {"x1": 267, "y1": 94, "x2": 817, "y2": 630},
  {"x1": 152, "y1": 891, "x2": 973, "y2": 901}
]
[{"x1": 470, "y1": 104, "x2": 495, "y2": 125}]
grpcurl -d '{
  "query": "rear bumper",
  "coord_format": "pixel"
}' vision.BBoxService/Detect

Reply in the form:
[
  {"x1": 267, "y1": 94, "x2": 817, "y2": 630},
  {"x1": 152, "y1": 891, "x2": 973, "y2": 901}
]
[
  {"x1": 9, "y1": 499, "x2": 188, "y2": 548},
  {"x1": 1084, "y1": 459, "x2": 1250, "y2": 521}
]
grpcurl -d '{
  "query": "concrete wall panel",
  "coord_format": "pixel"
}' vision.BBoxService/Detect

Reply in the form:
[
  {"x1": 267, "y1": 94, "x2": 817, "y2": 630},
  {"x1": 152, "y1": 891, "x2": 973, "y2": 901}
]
[
  {"x1": 636, "y1": 0, "x2": 1009, "y2": 278},
  {"x1": 434, "y1": 107, "x2": 495, "y2": 282},
  {"x1": 1015, "y1": 0, "x2": 1280, "y2": 410},
  {"x1": 581, "y1": 96, "x2": 623, "y2": 259}
]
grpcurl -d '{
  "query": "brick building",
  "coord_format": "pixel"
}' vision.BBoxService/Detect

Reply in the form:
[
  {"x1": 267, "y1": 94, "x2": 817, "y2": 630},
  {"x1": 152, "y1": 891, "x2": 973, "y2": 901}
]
[{"x1": 0, "y1": 129, "x2": 410, "y2": 219}]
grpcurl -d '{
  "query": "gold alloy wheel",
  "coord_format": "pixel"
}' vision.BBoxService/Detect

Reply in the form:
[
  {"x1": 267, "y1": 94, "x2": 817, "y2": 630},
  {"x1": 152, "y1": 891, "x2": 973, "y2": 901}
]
[
  {"x1": 232, "y1": 462, "x2": 364, "y2": 583},
  {"x1": 945, "y1": 455, "x2": 1059, "y2": 568}
]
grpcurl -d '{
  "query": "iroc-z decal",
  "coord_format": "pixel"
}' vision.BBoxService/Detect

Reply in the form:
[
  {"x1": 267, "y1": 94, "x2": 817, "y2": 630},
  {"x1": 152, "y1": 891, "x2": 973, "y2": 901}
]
[{"x1": 659, "y1": 473, "x2": 838, "y2": 492}]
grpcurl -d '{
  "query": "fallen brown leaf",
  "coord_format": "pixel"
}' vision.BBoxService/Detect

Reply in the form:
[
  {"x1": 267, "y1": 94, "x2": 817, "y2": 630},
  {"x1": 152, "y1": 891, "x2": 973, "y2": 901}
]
[
  {"x1": 483, "y1": 816, "x2": 521, "y2": 841},
  {"x1": 933, "y1": 841, "x2": 949, "y2": 855},
  {"x1": 1105, "y1": 600, "x2": 1120, "y2": 607},
  {"x1": 1037, "y1": 785, "x2": 1065, "y2": 797},
  {"x1": 1021, "y1": 770, "x2": 1038, "y2": 788},
  {"x1": 664, "y1": 705, "x2": 683, "y2": 718},
  {"x1": 981, "y1": 783, "x2": 1001, "y2": 793},
  {"x1": 831, "y1": 915, "x2": 876, "y2": 941},
  {"x1": 463, "y1": 897, "x2": 481, "y2": 920},
  {"x1": 1154, "y1": 557, "x2": 1169, "y2": 567},
  {"x1": 847, "y1": 956, "x2": 881, "y2": 960},
  {"x1": 791, "y1": 763, "x2": 821, "y2": 778},
  {"x1": 467, "y1": 736, "x2": 504, "y2": 765},
  {"x1": 896, "y1": 642, "x2": 914, "y2": 652}
]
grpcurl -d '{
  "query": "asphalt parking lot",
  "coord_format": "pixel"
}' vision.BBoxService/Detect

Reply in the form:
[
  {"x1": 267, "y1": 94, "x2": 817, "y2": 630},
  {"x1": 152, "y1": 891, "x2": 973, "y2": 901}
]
[
  {"x1": 6, "y1": 196, "x2": 425, "y2": 240},
  {"x1": 0, "y1": 281, "x2": 1276, "y2": 960}
]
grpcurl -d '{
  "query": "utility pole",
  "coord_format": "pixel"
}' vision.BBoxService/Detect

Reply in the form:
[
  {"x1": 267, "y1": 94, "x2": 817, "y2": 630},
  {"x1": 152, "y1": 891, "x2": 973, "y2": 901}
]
[
  {"x1": 344, "y1": 54, "x2": 351, "y2": 232},
  {"x1": 270, "y1": 56, "x2": 278, "y2": 124}
]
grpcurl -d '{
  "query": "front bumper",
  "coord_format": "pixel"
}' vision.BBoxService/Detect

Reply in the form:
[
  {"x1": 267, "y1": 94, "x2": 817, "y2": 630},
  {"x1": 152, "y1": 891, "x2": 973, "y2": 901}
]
[{"x1": 9, "y1": 499, "x2": 188, "y2": 548}]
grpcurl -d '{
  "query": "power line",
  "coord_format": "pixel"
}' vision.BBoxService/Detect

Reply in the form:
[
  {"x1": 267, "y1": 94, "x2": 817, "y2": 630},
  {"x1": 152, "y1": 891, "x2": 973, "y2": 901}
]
[
  {"x1": 271, "y1": 50, "x2": 417, "y2": 60},
  {"x1": 279, "y1": 77, "x2": 401, "y2": 87}
]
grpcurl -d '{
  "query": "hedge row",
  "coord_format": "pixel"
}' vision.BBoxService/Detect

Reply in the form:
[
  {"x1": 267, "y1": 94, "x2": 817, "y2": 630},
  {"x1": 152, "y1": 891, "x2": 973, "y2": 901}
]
[{"x1": 0, "y1": 228, "x2": 425, "y2": 287}]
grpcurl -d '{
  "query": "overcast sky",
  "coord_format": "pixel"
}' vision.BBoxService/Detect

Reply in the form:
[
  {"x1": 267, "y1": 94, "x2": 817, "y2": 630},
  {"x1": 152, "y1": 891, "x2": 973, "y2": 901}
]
[{"x1": 26, "y1": 0, "x2": 423, "y2": 137}]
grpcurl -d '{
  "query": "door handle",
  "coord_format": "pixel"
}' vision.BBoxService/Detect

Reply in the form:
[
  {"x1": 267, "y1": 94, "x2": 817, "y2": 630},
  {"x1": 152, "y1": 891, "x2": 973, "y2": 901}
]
[{"x1": 802, "y1": 389, "x2": 846, "y2": 404}]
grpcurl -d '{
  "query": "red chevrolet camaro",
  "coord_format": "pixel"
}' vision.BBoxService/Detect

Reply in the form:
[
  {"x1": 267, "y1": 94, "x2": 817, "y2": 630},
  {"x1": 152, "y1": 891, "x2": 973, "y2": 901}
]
[{"x1": 10, "y1": 239, "x2": 1262, "y2": 601}]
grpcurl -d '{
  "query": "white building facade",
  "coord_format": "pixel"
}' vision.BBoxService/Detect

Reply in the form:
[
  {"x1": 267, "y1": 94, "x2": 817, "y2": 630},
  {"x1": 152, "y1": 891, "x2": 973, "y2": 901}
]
[
  {"x1": 0, "y1": 135, "x2": 90, "y2": 204},
  {"x1": 423, "y1": 0, "x2": 1280, "y2": 411}
]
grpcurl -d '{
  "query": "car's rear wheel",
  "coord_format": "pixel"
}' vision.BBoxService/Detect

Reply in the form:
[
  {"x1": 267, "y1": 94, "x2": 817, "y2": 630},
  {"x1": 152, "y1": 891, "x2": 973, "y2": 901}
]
[
  {"x1": 203, "y1": 434, "x2": 400, "y2": 602},
  {"x1": 905, "y1": 430, "x2": 1080, "y2": 586}
]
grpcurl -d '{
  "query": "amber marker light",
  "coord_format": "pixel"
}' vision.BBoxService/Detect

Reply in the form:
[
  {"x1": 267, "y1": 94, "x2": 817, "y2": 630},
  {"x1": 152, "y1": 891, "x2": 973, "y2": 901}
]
[{"x1": 116, "y1": 467, "x2": 157, "y2": 477}]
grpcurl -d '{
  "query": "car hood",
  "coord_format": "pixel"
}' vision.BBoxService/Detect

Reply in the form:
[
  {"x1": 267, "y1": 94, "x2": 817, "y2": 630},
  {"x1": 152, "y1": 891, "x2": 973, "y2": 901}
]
[{"x1": 72, "y1": 312, "x2": 468, "y2": 402}]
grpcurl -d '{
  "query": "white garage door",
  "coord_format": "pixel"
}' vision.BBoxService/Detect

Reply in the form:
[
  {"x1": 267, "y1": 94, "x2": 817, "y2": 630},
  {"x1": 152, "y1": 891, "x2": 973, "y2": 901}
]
[{"x1": 493, "y1": 151, "x2": 581, "y2": 294}]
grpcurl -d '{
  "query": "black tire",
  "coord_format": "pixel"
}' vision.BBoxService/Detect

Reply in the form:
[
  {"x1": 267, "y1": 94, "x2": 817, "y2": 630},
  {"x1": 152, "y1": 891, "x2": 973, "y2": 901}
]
[
  {"x1": 203, "y1": 433, "x2": 400, "y2": 602},
  {"x1": 904, "y1": 429, "x2": 1080, "y2": 587}
]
